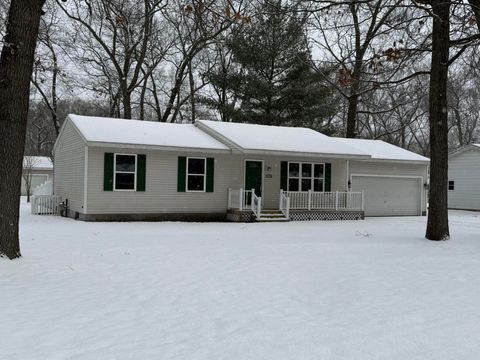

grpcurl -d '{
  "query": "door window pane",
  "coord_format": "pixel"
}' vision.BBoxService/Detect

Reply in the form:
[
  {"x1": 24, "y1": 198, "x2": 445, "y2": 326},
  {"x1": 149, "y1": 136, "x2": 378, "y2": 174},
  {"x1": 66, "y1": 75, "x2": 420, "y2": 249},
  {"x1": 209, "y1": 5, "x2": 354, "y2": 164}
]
[
  {"x1": 289, "y1": 163, "x2": 299, "y2": 177},
  {"x1": 289, "y1": 178, "x2": 299, "y2": 191}
]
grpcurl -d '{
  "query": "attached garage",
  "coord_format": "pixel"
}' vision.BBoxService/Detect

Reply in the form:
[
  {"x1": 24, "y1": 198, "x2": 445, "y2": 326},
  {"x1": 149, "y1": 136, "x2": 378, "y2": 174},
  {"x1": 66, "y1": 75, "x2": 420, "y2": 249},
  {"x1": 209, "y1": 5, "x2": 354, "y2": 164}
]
[
  {"x1": 351, "y1": 175, "x2": 422, "y2": 216},
  {"x1": 335, "y1": 137, "x2": 429, "y2": 218}
]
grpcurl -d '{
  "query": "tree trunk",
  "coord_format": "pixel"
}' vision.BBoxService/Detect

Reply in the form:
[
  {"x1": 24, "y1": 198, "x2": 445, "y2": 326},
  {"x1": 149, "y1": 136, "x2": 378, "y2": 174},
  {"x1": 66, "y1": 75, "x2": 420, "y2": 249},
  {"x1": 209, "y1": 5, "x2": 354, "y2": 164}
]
[
  {"x1": 0, "y1": 0, "x2": 45, "y2": 259},
  {"x1": 188, "y1": 62, "x2": 196, "y2": 123},
  {"x1": 345, "y1": 92, "x2": 360, "y2": 138},
  {"x1": 121, "y1": 84, "x2": 132, "y2": 119},
  {"x1": 425, "y1": 1, "x2": 451, "y2": 241}
]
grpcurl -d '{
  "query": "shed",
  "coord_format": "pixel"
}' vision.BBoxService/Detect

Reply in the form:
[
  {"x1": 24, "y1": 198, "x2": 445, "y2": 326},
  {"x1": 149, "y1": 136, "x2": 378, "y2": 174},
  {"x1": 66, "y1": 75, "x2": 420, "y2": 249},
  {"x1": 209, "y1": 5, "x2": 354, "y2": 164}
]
[{"x1": 448, "y1": 144, "x2": 480, "y2": 211}]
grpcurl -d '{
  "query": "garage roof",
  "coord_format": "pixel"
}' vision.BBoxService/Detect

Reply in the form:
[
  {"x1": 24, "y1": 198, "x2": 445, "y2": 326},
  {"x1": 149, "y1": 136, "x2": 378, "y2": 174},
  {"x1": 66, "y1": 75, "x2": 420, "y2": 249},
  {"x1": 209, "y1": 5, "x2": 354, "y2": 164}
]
[
  {"x1": 449, "y1": 143, "x2": 480, "y2": 158},
  {"x1": 23, "y1": 156, "x2": 53, "y2": 170},
  {"x1": 334, "y1": 138, "x2": 429, "y2": 163}
]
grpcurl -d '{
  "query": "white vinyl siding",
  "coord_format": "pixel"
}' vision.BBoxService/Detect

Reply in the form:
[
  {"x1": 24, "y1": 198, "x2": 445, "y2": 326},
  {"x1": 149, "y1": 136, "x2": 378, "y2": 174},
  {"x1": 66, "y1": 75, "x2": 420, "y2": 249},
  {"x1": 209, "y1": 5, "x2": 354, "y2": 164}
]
[
  {"x1": 53, "y1": 121, "x2": 86, "y2": 213},
  {"x1": 85, "y1": 148, "x2": 243, "y2": 214},
  {"x1": 448, "y1": 149, "x2": 480, "y2": 210}
]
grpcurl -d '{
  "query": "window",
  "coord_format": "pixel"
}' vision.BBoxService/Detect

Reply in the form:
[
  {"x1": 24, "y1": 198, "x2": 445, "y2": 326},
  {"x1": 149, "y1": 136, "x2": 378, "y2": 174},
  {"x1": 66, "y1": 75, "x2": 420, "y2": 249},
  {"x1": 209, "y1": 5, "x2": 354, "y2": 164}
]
[
  {"x1": 448, "y1": 181, "x2": 454, "y2": 190},
  {"x1": 288, "y1": 162, "x2": 324, "y2": 192},
  {"x1": 187, "y1": 157, "x2": 206, "y2": 192},
  {"x1": 114, "y1": 154, "x2": 136, "y2": 190}
]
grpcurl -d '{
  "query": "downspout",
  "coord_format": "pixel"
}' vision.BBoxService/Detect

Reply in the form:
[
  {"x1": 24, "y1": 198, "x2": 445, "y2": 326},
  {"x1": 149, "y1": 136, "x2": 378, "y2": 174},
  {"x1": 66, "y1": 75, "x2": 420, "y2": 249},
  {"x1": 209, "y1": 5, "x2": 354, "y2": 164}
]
[{"x1": 346, "y1": 160, "x2": 350, "y2": 191}]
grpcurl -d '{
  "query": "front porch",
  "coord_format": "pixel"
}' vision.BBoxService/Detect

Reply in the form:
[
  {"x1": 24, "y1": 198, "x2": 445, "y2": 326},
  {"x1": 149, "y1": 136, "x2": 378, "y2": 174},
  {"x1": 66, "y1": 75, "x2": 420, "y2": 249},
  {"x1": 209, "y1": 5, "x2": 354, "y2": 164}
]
[{"x1": 227, "y1": 189, "x2": 365, "y2": 222}]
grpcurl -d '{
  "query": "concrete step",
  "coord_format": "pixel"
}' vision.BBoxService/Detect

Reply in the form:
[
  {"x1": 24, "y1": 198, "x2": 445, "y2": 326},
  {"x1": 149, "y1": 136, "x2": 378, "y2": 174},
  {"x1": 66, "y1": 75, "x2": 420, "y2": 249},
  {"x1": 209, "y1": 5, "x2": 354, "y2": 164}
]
[
  {"x1": 259, "y1": 213, "x2": 284, "y2": 217},
  {"x1": 256, "y1": 211, "x2": 289, "y2": 222},
  {"x1": 256, "y1": 216, "x2": 289, "y2": 222}
]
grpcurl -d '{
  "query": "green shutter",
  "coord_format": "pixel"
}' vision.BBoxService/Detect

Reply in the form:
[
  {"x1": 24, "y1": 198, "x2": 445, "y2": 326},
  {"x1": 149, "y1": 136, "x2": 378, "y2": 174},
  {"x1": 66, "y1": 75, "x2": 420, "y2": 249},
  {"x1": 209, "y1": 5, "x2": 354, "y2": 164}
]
[
  {"x1": 137, "y1": 154, "x2": 146, "y2": 192},
  {"x1": 104, "y1": 153, "x2": 114, "y2": 191},
  {"x1": 325, "y1": 163, "x2": 332, "y2": 192},
  {"x1": 206, "y1": 158, "x2": 214, "y2": 192},
  {"x1": 177, "y1": 156, "x2": 186, "y2": 192},
  {"x1": 280, "y1": 161, "x2": 288, "y2": 191}
]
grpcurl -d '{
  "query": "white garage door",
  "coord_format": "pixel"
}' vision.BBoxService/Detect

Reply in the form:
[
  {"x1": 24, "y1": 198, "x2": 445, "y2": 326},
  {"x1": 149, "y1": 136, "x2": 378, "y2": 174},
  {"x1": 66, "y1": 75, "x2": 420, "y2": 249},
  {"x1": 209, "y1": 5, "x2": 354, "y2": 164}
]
[
  {"x1": 21, "y1": 175, "x2": 48, "y2": 195},
  {"x1": 352, "y1": 176, "x2": 421, "y2": 216}
]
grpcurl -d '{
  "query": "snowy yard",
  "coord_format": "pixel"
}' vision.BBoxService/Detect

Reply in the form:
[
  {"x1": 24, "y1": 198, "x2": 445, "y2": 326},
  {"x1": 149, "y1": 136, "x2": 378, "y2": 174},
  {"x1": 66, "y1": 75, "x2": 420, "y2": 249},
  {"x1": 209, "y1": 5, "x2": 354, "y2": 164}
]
[{"x1": 2, "y1": 201, "x2": 480, "y2": 360}]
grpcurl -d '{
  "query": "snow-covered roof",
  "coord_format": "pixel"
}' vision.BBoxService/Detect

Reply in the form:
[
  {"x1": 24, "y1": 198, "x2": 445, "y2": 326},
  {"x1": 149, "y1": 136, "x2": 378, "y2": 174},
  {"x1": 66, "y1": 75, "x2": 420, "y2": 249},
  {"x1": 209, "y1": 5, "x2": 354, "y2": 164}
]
[
  {"x1": 68, "y1": 115, "x2": 229, "y2": 151},
  {"x1": 334, "y1": 138, "x2": 429, "y2": 163},
  {"x1": 449, "y1": 143, "x2": 480, "y2": 158},
  {"x1": 197, "y1": 120, "x2": 370, "y2": 158},
  {"x1": 63, "y1": 115, "x2": 430, "y2": 162},
  {"x1": 23, "y1": 156, "x2": 53, "y2": 170}
]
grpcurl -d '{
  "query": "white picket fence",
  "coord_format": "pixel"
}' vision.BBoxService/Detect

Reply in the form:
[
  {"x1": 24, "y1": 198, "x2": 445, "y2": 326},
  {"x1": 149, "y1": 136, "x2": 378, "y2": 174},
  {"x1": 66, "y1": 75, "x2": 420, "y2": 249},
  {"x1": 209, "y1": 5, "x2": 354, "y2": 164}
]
[
  {"x1": 31, "y1": 195, "x2": 62, "y2": 215},
  {"x1": 282, "y1": 191, "x2": 364, "y2": 211}
]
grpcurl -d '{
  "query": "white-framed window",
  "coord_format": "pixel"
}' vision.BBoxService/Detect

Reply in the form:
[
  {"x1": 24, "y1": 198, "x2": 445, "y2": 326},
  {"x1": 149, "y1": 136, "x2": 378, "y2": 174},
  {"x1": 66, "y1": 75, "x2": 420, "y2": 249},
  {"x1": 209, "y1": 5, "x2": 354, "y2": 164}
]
[
  {"x1": 114, "y1": 153, "x2": 137, "y2": 191},
  {"x1": 187, "y1": 157, "x2": 206, "y2": 192},
  {"x1": 288, "y1": 162, "x2": 324, "y2": 192}
]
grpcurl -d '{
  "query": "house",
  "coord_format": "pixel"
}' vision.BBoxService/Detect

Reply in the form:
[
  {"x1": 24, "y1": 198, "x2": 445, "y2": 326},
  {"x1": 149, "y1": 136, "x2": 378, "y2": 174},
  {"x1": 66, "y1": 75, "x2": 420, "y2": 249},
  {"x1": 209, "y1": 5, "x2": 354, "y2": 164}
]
[
  {"x1": 53, "y1": 114, "x2": 429, "y2": 221},
  {"x1": 448, "y1": 144, "x2": 480, "y2": 211},
  {"x1": 22, "y1": 156, "x2": 53, "y2": 196}
]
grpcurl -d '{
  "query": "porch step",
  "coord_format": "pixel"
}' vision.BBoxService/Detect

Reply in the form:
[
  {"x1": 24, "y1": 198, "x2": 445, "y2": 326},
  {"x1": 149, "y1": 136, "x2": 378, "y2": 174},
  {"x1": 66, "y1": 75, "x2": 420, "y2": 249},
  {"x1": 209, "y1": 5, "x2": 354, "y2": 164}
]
[{"x1": 255, "y1": 210, "x2": 289, "y2": 222}]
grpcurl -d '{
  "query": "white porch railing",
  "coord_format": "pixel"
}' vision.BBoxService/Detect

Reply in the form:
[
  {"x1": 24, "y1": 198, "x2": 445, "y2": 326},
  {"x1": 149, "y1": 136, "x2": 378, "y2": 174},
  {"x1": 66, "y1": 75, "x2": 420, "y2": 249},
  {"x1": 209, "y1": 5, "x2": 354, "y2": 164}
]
[
  {"x1": 31, "y1": 195, "x2": 62, "y2": 215},
  {"x1": 279, "y1": 191, "x2": 290, "y2": 219},
  {"x1": 228, "y1": 188, "x2": 255, "y2": 211},
  {"x1": 228, "y1": 188, "x2": 262, "y2": 217},
  {"x1": 251, "y1": 192, "x2": 262, "y2": 218},
  {"x1": 282, "y1": 190, "x2": 364, "y2": 211}
]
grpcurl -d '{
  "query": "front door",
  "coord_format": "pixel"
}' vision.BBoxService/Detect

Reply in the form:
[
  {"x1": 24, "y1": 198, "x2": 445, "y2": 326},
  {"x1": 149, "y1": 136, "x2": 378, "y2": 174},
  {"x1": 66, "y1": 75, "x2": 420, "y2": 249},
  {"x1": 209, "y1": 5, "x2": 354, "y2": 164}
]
[{"x1": 245, "y1": 161, "x2": 263, "y2": 204}]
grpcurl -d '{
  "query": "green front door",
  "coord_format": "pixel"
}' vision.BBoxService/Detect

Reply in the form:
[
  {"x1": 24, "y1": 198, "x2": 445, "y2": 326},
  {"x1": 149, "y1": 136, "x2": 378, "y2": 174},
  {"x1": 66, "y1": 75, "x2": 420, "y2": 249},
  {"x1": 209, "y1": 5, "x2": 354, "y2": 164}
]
[{"x1": 245, "y1": 161, "x2": 263, "y2": 204}]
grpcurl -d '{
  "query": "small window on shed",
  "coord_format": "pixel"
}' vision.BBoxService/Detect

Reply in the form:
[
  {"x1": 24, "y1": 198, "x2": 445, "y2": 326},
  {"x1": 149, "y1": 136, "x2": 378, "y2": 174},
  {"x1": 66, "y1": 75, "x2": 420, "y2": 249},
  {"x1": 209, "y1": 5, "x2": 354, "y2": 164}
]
[{"x1": 448, "y1": 181, "x2": 454, "y2": 190}]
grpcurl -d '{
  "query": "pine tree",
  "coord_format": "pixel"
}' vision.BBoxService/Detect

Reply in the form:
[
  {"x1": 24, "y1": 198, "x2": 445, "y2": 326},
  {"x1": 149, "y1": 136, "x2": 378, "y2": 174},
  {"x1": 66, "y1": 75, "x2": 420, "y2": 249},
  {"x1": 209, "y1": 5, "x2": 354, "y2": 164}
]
[{"x1": 202, "y1": 0, "x2": 335, "y2": 129}]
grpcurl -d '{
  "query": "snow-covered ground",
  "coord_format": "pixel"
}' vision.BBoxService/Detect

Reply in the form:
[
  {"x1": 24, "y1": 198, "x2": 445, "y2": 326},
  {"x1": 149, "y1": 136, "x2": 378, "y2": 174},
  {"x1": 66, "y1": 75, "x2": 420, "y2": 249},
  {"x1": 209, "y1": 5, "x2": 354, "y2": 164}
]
[{"x1": 2, "y1": 201, "x2": 480, "y2": 360}]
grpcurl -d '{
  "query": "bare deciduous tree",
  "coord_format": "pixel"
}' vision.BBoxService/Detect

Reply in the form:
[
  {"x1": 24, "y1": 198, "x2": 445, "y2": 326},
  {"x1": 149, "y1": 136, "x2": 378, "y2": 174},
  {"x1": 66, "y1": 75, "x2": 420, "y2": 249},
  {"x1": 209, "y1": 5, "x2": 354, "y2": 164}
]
[{"x1": 22, "y1": 156, "x2": 40, "y2": 203}]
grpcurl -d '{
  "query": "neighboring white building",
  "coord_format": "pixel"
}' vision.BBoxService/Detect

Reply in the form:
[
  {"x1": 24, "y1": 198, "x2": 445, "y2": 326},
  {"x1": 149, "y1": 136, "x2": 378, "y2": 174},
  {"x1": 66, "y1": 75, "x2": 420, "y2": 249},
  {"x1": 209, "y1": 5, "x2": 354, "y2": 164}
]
[
  {"x1": 448, "y1": 144, "x2": 480, "y2": 211},
  {"x1": 52, "y1": 115, "x2": 429, "y2": 221},
  {"x1": 22, "y1": 156, "x2": 53, "y2": 196}
]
